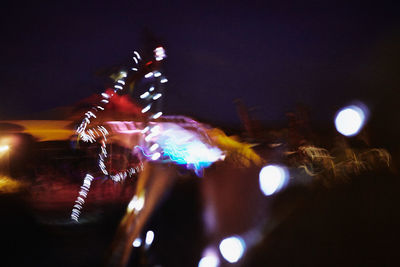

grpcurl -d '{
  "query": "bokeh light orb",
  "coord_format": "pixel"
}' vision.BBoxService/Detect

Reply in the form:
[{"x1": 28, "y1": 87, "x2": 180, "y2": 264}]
[
  {"x1": 335, "y1": 105, "x2": 367, "y2": 136},
  {"x1": 132, "y1": 238, "x2": 142, "y2": 248},
  {"x1": 259, "y1": 165, "x2": 289, "y2": 196},
  {"x1": 198, "y1": 249, "x2": 220, "y2": 267},
  {"x1": 219, "y1": 236, "x2": 246, "y2": 263}
]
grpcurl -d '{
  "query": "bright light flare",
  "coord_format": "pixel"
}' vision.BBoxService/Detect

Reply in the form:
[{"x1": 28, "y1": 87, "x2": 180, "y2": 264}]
[
  {"x1": 153, "y1": 93, "x2": 162, "y2": 100},
  {"x1": 219, "y1": 236, "x2": 246, "y2": 263},
  {"x1": 0, "y1": 145, "x2": 10, "y2": 153},
  {"x1": 335, "y1": 105, "x2": 367, "y2": 136},
  {"x1": 259, "y1": 165, "x2": 289, "y2": 196},
  {"x1": 144, "y1": 72, "x2": 153, "y2": 78}
]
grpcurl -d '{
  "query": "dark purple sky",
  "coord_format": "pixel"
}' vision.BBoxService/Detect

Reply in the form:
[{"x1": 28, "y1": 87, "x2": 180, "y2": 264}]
[{"x1": 0, "y1": 0, "x2": 399, "y2": 127}]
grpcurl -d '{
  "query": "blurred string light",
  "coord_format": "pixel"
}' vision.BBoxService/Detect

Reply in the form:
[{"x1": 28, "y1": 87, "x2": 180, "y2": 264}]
[
  {"x1": 259, "y1": 165, "x2": 289, "y2": 196},
  {"x1": 219, "y1": 236, "x2": 246, "y2": 263},
  {"x1": 71, "y1": 173, "x2": 93, "y2": 222},
  {"x1": 72, "y1": 46, "x2": 226, "y2": 222},
  {"x1": 335, "y1": 104, "x2": 368, "y2": 137},
  {"x1": 72, "y1": 47, "x2": 166, "y2": 222}
]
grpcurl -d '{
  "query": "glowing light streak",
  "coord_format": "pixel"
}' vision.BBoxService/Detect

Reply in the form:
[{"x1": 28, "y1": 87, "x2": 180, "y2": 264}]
[
  {"x1": 101, "y1": 93, "x2": 110, "y2": 98},
  {"x1": 152, "y1": 112, "x2": 162, "y2": 119},
  {"x1": 134, "y1": 51, "x2": 141, "y2": 60},
  {"x1": 117, "y1": 80, "x2": 125, "y2": 85},
  {"x1": 154, "y1": 71, "x2": 161, "y2": 77},
  {"x1": 145, "y1": 72, "x2": 154, "y2": 78},
  {"x1": 141, "y1": 126, "x2": 150, "y2": 134},
  {"x1": 149, "y1": 86, "x2": 155, "y2": 92},
  {"x1": 145, "y1": 230, "x2": 155, "y2": 246},
  {"x1": 140, "y1": 92, "x2": 150, "y2": 99},
  {"x1": 153, "y1": 93, "x2": 162, "y2": 100},
  {"x1": 114, "y1": 85, "x2": 123, "y2": 90},
  {"x1": 141, "y1": 104, "x2": 152, "y2": 113},
  {"x1": 149, "y1": 143, "x2": 159, "y2": 152},
  {"x1": 160, "y1": 78, "x2": 168, "y2": 83}
]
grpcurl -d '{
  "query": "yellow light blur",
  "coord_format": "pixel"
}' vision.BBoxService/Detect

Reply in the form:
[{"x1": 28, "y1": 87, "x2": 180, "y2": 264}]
[
  {"x1": 0, "y1": 176, "x2": 26, "y2": 194},
  {"x1": 0, "y1": 145, "x2": 9, "y2": 153}
]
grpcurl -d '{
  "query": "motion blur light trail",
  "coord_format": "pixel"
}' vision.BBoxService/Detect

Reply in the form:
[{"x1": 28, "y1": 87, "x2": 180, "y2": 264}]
[
  {"x1": 72, "y1": 47, "x2": 166, "y2": 221},
  {"x1": 71, "y1": 46, "x2": 226, "y2": 222}
]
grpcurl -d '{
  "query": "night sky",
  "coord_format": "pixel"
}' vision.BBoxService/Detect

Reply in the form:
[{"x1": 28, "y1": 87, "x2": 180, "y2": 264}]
[{"x1": 1, "y1": 1, "x2": 399, "y2": 129}]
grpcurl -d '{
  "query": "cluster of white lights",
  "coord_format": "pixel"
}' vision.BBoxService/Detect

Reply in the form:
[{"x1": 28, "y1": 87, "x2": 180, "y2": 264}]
[
  {"x1": 132, "y1": 230, "x2": 155, "y2": 249},
  {"x1": 154, "y1": 46, "x2": 166, "y2": 61}
]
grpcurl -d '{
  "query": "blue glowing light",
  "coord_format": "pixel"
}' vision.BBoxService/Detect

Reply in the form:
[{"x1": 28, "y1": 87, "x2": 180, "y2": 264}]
[{"x1": 147, "y1": 123, "x2": 224, "y2": 175}]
